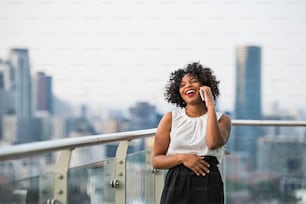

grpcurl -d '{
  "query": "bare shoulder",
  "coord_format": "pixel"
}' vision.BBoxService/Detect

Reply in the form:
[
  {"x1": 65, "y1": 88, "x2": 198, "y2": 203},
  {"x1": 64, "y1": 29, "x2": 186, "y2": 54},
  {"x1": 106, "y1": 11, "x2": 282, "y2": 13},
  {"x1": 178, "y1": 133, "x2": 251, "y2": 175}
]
[
  {"x1": 154, "y1": 111, "x2": 172, "y2": 150},
  {"x1": 157, "y1": 111, "x2": 172, "y2": 130},
  {"x1": 220, "y1": 113, "x2": 231, "y2": 124},
  {"x1": 162, "y1": 111, "x2": 172, "y2": 122},
  {"x1": 219, "y1": 113, "x2": 232, "y2": 130}
]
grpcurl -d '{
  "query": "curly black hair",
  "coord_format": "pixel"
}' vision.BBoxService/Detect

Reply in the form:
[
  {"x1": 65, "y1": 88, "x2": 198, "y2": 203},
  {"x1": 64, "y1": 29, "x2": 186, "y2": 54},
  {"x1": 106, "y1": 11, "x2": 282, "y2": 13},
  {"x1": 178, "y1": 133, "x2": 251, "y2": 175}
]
[{"x1": 164, "y1": 62, "x2": 220, "y2": 107}]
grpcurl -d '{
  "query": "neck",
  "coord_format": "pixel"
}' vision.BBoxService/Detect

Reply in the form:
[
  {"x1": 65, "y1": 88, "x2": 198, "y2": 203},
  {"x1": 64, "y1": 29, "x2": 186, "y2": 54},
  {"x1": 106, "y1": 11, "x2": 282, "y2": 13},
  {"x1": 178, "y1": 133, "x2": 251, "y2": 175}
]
[{"x1": 185, "y1": 104, "x2": 207, "y2": 117}]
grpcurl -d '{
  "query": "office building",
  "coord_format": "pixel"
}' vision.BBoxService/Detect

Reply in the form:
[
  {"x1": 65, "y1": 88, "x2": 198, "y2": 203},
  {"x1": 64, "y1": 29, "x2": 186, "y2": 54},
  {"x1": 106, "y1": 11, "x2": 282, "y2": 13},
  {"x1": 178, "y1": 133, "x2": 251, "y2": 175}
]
[
  {"x1": 129, "y1": 102, "x2": 160, "y2": 130},
  {"x1": 1, "y1": 115, "x2": 17, "y2": 144},
  {"x1": 0, "y1": 59, "x2": 15, "y2": 141},
  {"x1": 9, "y1": 49, "x2": 34, "y2": 143},
  {"x1": 0, "y1": 60, "x2": 15, "y2": 114},
  {"x1": 231, "y1": 45, "x2": 262, "y2": 168},
  {"x1": 258, "y1": 135, "x2": 306, "y2": 177},
  {"x1": 0, "y1": 61, "x2": 5, "y2": 139},
  {"x1": 9, "y1": 48, "x2": 32, "y2": 118},
  {"x1": 34, "y1": 72, "x2": 53, "y2": 115}
]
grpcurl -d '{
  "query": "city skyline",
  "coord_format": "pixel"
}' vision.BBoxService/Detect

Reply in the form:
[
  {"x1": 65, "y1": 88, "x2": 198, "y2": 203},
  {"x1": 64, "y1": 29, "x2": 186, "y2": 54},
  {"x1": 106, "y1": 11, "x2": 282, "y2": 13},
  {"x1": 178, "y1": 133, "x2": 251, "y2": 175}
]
[{"x1": 0, "y1": 0, "x2": 306, "y2": 115}]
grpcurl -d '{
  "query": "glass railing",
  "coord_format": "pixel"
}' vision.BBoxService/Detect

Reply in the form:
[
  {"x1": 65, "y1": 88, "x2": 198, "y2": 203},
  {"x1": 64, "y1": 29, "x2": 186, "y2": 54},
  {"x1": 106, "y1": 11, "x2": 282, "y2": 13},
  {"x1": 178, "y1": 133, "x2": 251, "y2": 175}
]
[
  {"x1": 225, "y1": 120, "x2": 306, "y2": 204},
  {"x1": 0, "y1": 120, "x2": 306, "y2": 204}
]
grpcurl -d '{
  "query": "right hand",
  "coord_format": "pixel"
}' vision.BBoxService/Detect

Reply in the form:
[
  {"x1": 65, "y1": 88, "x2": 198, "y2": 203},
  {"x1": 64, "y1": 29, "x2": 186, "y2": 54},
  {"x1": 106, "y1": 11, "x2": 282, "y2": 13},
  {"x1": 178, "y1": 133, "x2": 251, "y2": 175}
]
[{"x1": 181, "y1": 154, "x2": 210, "y2": 176}]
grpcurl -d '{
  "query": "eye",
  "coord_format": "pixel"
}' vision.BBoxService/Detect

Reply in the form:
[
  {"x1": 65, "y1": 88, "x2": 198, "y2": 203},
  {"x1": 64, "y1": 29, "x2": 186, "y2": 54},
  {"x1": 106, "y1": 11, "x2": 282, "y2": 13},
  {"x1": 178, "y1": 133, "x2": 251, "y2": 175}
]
[{"x1": 191, "y1": 78, "x2": 199, "y2": 83}]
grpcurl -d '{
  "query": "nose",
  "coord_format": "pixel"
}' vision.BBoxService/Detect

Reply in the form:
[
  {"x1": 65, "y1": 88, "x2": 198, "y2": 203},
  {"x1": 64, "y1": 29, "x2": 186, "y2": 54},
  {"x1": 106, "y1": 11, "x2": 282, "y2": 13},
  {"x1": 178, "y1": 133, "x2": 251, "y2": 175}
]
[{"x1": 185, "y1": 81, "x2": 193, "y2": 87}]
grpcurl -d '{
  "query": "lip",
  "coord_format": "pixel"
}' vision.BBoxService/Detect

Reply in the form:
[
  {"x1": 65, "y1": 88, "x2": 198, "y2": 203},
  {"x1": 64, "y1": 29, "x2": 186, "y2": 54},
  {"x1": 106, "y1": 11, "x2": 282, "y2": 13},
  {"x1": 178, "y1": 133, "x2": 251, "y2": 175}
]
[{"x1": 185, "y1": 89, "x2": 196, "y2": 96}]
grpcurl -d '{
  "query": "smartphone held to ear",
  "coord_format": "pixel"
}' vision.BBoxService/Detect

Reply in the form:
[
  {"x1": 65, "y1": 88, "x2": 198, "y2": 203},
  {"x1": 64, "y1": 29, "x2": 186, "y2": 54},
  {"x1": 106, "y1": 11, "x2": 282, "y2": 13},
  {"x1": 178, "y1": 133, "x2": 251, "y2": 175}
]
[{"x1": 200, "y1": 89, "x2": 205, "y2": 101}]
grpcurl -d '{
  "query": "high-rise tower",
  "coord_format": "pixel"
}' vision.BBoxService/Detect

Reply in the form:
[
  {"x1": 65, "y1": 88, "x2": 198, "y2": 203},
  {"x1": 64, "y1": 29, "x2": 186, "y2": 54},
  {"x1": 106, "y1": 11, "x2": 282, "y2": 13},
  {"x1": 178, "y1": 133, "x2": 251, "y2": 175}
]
[
  {"x1": 0, "y1": 60, "x2": 5, "y2": 139},
  {"x1": 34, "y1": 72, "x2": 53, "y2": 115},
  {"x1": 10, "y1": 48, "x2": 32, "y2": 118},
  {"x1": 235, "y1": 46, "x2": 262, "y2": 120},
  {"x1": 231, "y1": 46, "x2": 262, "y2": 168},
  {"x1": 9, "y1": 49, "x2": 34, "y2": 143}
]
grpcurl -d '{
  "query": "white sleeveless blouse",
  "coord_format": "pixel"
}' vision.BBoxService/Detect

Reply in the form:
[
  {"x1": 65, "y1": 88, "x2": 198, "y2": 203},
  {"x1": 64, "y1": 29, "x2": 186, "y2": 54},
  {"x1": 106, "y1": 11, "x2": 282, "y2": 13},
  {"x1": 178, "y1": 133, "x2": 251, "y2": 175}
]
[{"x1": 167, "y1": 108, "x2": 224, "y2": 163}]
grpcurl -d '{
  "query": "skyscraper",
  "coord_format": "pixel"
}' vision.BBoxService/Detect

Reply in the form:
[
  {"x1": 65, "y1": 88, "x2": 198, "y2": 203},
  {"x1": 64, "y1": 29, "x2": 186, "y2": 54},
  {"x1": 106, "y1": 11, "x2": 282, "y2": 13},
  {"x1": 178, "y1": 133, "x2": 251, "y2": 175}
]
[
  {"x1": 0, "y1": 58, "x2": 17, "y2": 142},
  {"x1": 9, "y1": 48, "x2": 32, "y2": 118},
  {"x1": 235, "y1": 46, "x2": 262, "y2": 120},
  {"x1": 34, "y1": 72, "x2": 53, "y2": 115},
  {"x1": 0, "y1": 60, "x2": 5, "y2": 139},
  {"x1": 231, "y1": 45, "x2": 262, "y2": 168},
  {"x1": 0, "y1": 59, "x2": 15, "y2": 114},
  {"x1": 9, "y1": 49, "x2": 34, "y2": 143}
]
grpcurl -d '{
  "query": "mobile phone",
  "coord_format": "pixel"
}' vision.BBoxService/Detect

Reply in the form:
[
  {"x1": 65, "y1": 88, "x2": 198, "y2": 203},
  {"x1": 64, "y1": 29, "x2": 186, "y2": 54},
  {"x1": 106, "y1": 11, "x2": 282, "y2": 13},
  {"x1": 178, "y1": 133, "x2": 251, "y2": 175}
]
[{"x1": 200, "y1": 89, "x2": 205, "y2": 101}]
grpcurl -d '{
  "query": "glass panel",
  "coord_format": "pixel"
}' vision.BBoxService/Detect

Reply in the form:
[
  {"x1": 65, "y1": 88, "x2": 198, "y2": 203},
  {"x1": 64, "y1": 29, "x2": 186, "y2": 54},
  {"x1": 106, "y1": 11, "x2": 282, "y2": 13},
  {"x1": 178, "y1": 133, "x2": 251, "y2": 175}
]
[
  {"x1": 0, "y1": 150, "x2": 115, "y2": 204},
  {"x1": 224, "y1": 125, "x2": 306, "y2": 204},
  {"x1": 126, "y1": 149, "x2": 154, "y2": 204},
  {"x1": 0, "y1": 153, "x2": 56, "y2": 204},
  {"x1": 0, "y1": 171, "x2": 54, "y2": 204},
  {"x1": 40, "y1": 172, "x2": 54, "y2": 203},
  {"x1": 70, "y1": 145, "x2": 109, "y2": 168},
  {"x1": 68, "y1": 157, "x2": 115, "y2": 204}
]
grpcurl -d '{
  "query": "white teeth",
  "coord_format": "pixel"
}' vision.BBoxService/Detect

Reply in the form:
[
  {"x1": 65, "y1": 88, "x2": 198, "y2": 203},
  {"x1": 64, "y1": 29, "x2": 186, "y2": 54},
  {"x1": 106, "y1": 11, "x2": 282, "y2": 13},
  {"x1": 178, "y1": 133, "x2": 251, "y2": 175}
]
[{"x1": 186, "y1": 90, "x2": 195, "y2": 95}]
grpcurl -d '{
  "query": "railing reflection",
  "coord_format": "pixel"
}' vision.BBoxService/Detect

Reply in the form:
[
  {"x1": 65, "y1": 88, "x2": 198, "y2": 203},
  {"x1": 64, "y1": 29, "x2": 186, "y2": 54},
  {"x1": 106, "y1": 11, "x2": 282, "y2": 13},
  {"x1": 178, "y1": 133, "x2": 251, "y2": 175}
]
[{"x1": 0, "y1": 120, "x2": 306, "y2": 204}]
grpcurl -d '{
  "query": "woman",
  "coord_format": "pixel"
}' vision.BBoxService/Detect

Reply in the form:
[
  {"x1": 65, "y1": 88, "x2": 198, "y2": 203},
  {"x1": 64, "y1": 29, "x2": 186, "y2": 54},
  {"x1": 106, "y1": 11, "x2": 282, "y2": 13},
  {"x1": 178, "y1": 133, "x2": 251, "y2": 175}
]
[{"x1": 151, "y1": 62, "x2": 231, "y2": 204}]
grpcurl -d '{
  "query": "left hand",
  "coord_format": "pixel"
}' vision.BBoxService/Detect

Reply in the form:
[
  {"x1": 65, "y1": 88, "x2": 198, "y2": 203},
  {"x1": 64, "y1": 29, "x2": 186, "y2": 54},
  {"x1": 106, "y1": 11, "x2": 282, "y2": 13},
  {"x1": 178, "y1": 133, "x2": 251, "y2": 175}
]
[{"x1": 200, "y1": 86, "x2": 215, "y2": 109}]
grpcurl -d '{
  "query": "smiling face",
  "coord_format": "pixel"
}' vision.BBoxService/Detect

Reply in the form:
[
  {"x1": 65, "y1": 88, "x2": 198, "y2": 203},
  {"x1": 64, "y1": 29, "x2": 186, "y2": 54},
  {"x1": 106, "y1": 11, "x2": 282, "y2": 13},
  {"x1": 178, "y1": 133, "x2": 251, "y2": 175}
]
[
  {"x1": 179, "y1": 74, "x2": 202, "y2": 104},
  {"x1": 165, "y1": 63, "x2": 220, "y2": 107}
]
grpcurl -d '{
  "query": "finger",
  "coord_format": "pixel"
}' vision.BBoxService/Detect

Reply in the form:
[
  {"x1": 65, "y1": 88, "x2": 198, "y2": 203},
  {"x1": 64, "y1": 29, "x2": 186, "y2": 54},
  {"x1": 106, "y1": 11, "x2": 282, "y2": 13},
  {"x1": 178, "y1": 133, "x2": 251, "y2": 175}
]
[
  {"x1": 193, "y1": 167, "x2": 206, "y2": 176},
  {"x1": 191, "y1": 167, "x2": 200, "y2": 176},
  {"x1": 202, "y1": 166, "x2": 210, "y2": 174},
  {"x1": 204, "y1": 89, "x2": 213, "y2": 99},
  {"x1": 199, "y1": 159, "x2": 210, "y2": 168},
  {"x1": 197, "y1": 161, "x2": 210, "y2": 173},
  {"x1": 199, "y1": 168, "x2": 207, "y2": 176},
  {"x1": 199, "y1": 164, "x2": 210, "y2": 174}
]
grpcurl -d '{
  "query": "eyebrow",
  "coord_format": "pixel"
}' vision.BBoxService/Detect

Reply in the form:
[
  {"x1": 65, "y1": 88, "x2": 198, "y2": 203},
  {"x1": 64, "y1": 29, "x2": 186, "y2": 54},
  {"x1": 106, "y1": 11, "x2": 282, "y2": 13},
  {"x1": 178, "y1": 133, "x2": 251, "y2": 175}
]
[
  {"x1": 182, "y1": 75, "x2": 197, "y2": 81},
  {"x1": 180, "y1": 75, "x2": 198, "y2": 84}
]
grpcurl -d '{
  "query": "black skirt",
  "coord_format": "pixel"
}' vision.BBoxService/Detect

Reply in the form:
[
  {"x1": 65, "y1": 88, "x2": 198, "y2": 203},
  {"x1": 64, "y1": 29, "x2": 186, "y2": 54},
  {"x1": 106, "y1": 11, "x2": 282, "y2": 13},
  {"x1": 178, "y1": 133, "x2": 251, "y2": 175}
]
[{"x1": 160, "y1": 156, "x2": 224, "y2": 204}]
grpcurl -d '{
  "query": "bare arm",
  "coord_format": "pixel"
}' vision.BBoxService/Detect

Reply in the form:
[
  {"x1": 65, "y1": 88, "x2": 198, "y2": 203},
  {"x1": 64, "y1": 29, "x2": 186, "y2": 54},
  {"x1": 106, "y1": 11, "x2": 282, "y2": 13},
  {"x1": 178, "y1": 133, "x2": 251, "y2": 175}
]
[
  {"x1": 206, "y1": 111, "x2": 231, "y2": 149},
  {"x1": 201, "y1": 86, "x2": 232, "y2": 149},
  {"x1": 151, "y1": 112, "x2": 182, "y2": 169},
  {"x1": 151, "y1": 112, "x2": 210, "y2": 176}
]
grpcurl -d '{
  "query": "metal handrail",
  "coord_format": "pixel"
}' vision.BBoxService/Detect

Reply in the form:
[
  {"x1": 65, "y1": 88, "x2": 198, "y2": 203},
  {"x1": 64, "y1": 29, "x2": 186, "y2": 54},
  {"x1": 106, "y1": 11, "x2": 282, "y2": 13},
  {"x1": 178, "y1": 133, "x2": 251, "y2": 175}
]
[
  {"x1": 1, "y1": 120, "x2": 306, "y2": 162},
  {"x1": 0, "y1": 128, "x2": 156, "y2": 162},
  {"x1": 232, "y1": 119, "x2": 306, "y2": 126}
]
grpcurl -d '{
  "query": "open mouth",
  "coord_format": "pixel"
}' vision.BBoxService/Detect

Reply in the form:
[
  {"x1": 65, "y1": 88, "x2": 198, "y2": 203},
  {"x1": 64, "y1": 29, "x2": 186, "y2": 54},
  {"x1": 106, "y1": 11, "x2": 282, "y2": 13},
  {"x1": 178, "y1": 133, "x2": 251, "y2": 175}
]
[{"x1": 185, "y1": 89, "x2": 196, "y2": 96}]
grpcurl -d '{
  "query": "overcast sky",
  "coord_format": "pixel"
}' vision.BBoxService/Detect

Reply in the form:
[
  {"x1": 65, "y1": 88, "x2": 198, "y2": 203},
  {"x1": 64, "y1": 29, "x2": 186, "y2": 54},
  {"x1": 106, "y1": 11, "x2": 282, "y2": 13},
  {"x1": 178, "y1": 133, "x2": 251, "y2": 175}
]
[{"x1": 0, "y1": 0, "x2": 305, "y2": 115}]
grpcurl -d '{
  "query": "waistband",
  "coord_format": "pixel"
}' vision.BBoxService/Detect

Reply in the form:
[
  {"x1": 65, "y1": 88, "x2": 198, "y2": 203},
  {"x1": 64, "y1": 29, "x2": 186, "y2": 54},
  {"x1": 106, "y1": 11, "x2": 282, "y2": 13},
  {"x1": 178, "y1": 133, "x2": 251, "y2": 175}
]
[{"x1": 202, "y1": 155, "x2": 219, "y2": 165}]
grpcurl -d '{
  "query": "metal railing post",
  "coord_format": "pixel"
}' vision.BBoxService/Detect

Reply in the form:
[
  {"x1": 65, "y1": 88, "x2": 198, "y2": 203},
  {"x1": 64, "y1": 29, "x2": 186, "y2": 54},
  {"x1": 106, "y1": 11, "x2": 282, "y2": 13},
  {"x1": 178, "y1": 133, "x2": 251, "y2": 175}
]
[
  {"x1": 220, "y1": 147, "x2": 230, "y2": 204},
  {"x1": 111, "y1": 140, "x2": 129, "y2": 204},
  {"x1": 145, "y1": 150, "x2": 154, "y2": 203},
  {"x1": 47, "y1": 149, "x2": 72, "y2": 204}
]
